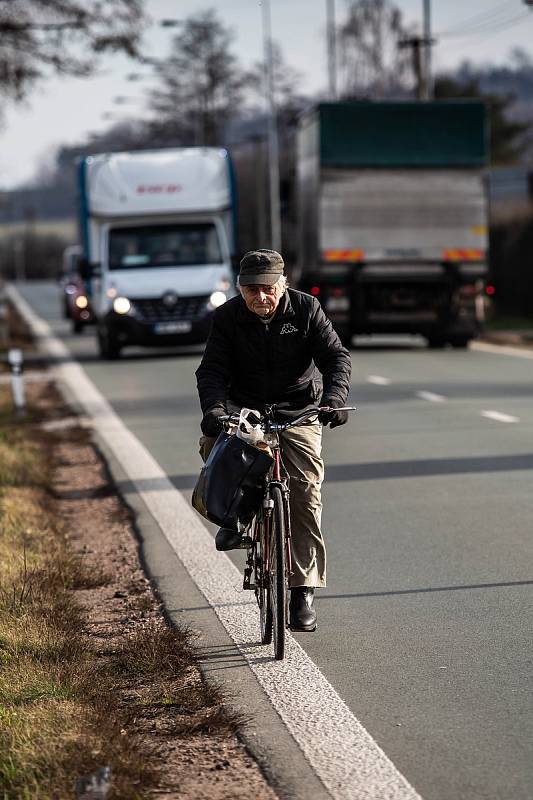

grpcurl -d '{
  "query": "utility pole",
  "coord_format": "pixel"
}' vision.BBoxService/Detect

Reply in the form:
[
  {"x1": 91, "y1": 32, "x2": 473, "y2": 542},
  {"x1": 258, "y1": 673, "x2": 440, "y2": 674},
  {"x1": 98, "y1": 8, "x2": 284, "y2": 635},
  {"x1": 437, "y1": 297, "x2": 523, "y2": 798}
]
[
  {"x1": 13, "y1": 239, "x2": 25, "y2": 283},
  {"x1": 326, "y1": 0, "x2": 337, "y2": 100},
  {"x1": 422, "y1": 0, "x2": 432, "y2": 99},
  {"x1": 399, "y1": 35, "x2": 435, "y2": 100},
  {"x1": 399, "y1": 1, "x2": 435, "y2": 101},
  {"x1": 398, "y1": 36, "x2": 425, "y2": 100},
  {"x1": 261, "y1": 0, "x2": 282, "y2": 253}
]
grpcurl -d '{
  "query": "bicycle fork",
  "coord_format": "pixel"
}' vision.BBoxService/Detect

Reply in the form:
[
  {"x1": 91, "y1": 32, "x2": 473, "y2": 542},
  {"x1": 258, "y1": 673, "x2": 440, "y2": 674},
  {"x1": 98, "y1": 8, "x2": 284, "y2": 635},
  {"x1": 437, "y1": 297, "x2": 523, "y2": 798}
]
[
  {"x1": 243, "y1": 492, "x2": 274, "y2": 591},
  {"x1": 242, "y1": 485, "x2": 293, "y2": 593}
]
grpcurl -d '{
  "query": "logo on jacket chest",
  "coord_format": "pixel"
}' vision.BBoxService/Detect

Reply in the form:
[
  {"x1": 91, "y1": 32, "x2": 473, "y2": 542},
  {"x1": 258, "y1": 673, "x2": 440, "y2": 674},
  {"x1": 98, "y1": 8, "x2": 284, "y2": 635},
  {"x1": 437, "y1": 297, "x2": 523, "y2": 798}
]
[{"x1": 280, "y1": 323, "x2": 298, "y2": 334}]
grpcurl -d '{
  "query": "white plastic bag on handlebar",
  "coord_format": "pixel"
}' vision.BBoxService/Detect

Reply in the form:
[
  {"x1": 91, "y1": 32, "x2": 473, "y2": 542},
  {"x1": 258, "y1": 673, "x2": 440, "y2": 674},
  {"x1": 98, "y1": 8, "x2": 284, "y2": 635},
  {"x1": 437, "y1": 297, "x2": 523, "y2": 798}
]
[{"x1": 236, "y1": 408, "x2": 264, "y2": 446}]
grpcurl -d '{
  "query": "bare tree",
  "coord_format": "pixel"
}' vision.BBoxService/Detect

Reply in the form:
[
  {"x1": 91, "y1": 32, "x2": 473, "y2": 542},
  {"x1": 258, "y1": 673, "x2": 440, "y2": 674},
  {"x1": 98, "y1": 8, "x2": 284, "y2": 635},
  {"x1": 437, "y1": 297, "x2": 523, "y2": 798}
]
[
  {"x1": 338, "y1": 0, "x2": 412, "y2": 99},
  {"x1": 148, "y1": 9, "x2": 250, "y2": 147},
  {"x1": 0, "y1": 0, "x2": 144, "y2": 102},
  {"x1": 268, "y1": 41, "x2": 304, "y2": 112},
  {"x1": 248, "y1": 41, "x2": 305, "y2": 122}
]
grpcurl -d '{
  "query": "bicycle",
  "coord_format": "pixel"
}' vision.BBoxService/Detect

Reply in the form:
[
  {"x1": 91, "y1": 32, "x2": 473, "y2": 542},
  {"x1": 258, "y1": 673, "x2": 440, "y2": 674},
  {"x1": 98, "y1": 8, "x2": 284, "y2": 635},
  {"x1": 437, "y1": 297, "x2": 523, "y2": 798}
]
[{"x1": 221, "y1": 404, "x2": 356, "y2": 660}]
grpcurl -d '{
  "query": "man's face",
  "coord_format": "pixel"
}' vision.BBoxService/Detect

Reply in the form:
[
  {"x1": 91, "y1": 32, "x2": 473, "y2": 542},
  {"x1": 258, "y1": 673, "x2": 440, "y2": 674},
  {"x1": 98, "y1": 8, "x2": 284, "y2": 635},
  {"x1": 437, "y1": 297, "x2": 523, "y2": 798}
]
[{"x1": 240, "y1": 281, "x2": 283, "y2": 317}]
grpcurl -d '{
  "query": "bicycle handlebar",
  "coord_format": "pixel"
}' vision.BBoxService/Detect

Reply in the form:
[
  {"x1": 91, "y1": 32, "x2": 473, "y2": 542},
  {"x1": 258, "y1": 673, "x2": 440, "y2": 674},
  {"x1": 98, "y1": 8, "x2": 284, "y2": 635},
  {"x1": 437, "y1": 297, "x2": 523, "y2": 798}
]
[{"x1": 220, "y1": 405, "x2": 356, "y2": 433}]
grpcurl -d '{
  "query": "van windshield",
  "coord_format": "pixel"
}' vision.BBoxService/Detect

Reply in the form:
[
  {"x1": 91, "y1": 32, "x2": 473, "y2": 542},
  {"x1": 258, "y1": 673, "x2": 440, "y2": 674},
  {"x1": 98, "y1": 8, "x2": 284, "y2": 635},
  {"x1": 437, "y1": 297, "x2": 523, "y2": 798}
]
[{"x1": 108, "y1": 223, "x2": 223, "y2": 270}]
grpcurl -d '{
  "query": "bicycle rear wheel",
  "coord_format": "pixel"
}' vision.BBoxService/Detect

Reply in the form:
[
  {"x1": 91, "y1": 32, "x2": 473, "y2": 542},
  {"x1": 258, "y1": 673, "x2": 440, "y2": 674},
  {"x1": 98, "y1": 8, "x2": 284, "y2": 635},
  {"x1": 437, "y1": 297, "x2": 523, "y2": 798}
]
[
  {"x1": 255, "y1": 518, "x2": 272, "y2": 644},
  {"x1": 269, "y1": 485, "x2": 287, "y2": 660}
]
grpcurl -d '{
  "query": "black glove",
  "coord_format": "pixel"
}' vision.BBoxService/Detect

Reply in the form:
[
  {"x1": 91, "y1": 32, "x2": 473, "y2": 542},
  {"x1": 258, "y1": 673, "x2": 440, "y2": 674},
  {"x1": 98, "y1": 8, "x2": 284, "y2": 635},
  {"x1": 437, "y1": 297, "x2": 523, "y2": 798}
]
[
  {"x1": 201, "y1": 405, "x2": 227, "y2": 437},
  {"x1": 318, "y1": 399, "x2": 349, "y2": 429}
]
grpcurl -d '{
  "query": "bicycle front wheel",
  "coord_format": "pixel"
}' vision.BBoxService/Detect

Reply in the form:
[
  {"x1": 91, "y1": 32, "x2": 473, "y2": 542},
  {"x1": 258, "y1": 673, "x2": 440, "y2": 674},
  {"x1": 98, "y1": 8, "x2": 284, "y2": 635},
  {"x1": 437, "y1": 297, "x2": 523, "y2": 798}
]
[
  {"x1": 269, "y1": 485, "x2": 288, "y2": 660},
  {"x1": 256, "y1": 518, "x2": 272, "y2": 645}
]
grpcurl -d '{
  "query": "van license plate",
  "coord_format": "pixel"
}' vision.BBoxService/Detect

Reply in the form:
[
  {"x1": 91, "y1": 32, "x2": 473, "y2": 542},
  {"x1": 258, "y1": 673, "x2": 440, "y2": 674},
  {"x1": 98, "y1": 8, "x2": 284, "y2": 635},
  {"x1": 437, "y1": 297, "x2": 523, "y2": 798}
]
[{"x1": 154, "y1": 321, "x2": 192, "y2": 334}]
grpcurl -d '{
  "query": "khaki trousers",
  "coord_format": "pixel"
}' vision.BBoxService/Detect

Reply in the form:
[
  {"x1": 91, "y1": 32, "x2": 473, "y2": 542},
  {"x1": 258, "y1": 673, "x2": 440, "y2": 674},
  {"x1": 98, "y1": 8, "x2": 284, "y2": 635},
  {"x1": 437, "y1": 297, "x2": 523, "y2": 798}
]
[{"x1": 199, "y1": 420, "x2": 326, "y2": 588}]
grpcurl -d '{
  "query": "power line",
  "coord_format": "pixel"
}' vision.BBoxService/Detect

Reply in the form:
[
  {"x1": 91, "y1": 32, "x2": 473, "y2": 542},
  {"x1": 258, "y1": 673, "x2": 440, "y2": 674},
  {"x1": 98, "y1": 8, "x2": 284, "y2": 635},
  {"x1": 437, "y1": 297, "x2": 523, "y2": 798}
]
[
  {"x1": 439, "y1": 10, "x2": 531, "y2": 41},
  {"x1": 440, "y1": 10, "x2": 533, "y2": 55},
  {"x1": 438, "y1": 2, "x2": 514, "y2": 36},
  {"x1": 438, "y1": 2, "x2": 520, "y2": 37},
  {"x1": 472, "y1": 10, "x2": 532, "y2": 39}
]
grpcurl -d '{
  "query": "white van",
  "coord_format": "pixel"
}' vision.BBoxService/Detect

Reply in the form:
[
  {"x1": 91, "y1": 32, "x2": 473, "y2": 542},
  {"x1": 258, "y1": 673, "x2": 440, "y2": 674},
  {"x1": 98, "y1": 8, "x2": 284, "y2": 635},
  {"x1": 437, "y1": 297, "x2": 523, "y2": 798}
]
[{"x1": 78, "y1": 148, "x2": 236, "y2": 358}]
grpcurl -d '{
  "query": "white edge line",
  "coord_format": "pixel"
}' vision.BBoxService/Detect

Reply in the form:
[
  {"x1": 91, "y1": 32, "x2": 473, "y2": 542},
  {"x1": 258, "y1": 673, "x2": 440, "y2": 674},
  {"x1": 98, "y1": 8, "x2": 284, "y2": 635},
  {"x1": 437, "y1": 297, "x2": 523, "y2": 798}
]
[
  {"x1": 471, "y1": 341, "x2": 533, "y2": 360},
  {"x1": 480, "y1": 410, "x2": 520, "y2": 424},
  {"x1": 415, "y1": 391, "x2": 446, "y2": 403},
  {"x1": 367, "y1": 375, "x2": 392, "y2": 386},
  {"x1": 8, "y1": 285, "x2": 423, "y2": 800}
]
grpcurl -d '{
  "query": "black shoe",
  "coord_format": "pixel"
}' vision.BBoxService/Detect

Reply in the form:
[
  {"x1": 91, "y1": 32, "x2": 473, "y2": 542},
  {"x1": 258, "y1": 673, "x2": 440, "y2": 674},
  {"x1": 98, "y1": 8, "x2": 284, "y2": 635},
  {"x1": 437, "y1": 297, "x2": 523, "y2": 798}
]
[
  {"x1": 289, "y1": 587, "x2": 317, "y2": 631},
  {"x1": 215, "y1": 528, "x2": 250, "y2": 551}
]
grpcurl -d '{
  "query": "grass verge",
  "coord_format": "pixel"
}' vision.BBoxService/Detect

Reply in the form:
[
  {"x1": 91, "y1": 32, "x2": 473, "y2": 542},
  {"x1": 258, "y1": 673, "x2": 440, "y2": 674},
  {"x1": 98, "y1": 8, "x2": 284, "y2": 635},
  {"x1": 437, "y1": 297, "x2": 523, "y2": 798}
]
[
  {"x1": 0, "y1": 385, "x2": 154, "y2": 797},
  {"x1": 0, "y1": 384, "x2": 243, "y2": 799},
  {"x1": 484, "y1": 313, "x2": 533, "y2": 331}
]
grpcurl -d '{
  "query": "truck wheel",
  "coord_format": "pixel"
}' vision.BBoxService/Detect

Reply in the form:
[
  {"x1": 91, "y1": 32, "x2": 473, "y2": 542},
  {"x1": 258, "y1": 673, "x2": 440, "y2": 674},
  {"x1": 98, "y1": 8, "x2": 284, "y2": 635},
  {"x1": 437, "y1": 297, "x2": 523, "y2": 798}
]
[
  {"x1": 98, "y1": 325, "x2": 121, "y2": 360},
  {"x1": 427, "y1": 335, "x2": 446, "y2": 349}
]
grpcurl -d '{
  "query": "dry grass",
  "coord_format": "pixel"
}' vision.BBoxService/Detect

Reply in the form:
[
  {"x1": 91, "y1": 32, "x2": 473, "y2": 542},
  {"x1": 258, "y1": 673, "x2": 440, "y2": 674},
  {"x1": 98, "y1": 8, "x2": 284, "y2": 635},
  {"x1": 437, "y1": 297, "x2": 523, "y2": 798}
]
[
  {"x1": 0, "y1": 387, "x2": 154, "y2": 798},
  {"x1": 0, "y1": 304, "x2": 34, "y2": 356},
  {"x1": 0, "y1": 391, "x2": 155, "y2": 797},
  {"x1": 0, "y1": 384, "x2": 248, "y2": 799}
]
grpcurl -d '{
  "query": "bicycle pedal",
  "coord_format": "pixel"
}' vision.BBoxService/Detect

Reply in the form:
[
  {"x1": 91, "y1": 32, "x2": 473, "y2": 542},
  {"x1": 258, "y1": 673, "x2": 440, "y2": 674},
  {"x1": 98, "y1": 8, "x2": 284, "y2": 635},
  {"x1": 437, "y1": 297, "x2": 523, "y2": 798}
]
[
  {"x1": 243, "y1": 565, "x2": 253, "y2": 590},
  {"x1": 238, "y1": 536, "x2": 253, "y2": 549}
]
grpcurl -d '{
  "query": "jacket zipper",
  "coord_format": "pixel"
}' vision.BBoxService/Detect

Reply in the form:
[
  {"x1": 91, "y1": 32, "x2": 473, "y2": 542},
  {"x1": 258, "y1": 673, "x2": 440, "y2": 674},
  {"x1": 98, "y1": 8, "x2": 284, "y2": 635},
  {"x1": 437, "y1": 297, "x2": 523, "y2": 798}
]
[{"x1": 263, "y1": 323, "x2": 270, "y2": 402}]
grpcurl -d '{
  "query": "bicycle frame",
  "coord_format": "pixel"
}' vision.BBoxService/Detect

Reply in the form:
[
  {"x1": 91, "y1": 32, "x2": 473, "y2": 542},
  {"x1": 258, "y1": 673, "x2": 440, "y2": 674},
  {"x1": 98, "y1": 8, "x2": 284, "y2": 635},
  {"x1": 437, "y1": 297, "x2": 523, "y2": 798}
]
[
  {"x1": 243, "y1": 440, "x2": 292, "y2": 590},
  {"x1": 257, "y1": 443, "x2": 293, "y2": 582}
]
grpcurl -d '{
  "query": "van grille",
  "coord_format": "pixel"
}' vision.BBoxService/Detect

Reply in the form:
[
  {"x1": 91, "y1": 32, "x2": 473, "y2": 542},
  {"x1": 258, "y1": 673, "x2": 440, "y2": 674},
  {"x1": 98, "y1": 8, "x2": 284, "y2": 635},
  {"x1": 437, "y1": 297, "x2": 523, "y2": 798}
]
[{"x1": 133, "y1": 295, "x2": 210, "y2": 322}]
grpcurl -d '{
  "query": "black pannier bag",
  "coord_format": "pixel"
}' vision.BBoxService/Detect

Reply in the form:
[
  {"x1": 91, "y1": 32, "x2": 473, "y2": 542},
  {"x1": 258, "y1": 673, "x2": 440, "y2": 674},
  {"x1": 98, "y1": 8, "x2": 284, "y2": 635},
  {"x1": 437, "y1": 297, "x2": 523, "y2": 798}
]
[{"x1": 192, "y1": 432, "x2": 273, "y2": 527}]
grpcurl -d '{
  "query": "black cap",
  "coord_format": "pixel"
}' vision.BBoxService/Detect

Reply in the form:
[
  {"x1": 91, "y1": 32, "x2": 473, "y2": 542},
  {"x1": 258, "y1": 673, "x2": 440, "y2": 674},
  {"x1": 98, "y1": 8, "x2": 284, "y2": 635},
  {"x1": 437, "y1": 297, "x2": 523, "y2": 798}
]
[{"x1": 238, "y1": 249, "x2": 284, "y2": 286}]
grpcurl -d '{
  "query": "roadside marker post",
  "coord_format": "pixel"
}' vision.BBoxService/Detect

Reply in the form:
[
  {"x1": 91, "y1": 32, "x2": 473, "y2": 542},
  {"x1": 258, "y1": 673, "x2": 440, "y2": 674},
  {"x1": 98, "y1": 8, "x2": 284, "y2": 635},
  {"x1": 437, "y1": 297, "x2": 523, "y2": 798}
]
[
  {"x1": 0, "y1": 282, "x2": 7, "y2": 346},
  {"x1": 8, "y1": 347, "x2": 26, "y2": 414}
]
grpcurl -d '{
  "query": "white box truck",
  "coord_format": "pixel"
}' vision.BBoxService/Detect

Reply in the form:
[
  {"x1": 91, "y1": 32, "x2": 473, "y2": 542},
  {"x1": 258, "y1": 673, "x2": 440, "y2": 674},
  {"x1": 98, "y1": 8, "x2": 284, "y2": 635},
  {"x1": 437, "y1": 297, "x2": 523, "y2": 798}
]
[{"x1": 78, "y1": 147, "x2": 236, "y2": 358}]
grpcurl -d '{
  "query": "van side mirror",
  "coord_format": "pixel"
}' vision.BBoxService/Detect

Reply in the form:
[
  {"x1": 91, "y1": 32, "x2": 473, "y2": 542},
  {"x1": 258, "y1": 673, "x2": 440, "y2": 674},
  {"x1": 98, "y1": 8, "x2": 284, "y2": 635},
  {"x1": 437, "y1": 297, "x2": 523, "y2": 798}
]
[{"x1": 80, "y1": 258, "x2": 101, "y2": 279}]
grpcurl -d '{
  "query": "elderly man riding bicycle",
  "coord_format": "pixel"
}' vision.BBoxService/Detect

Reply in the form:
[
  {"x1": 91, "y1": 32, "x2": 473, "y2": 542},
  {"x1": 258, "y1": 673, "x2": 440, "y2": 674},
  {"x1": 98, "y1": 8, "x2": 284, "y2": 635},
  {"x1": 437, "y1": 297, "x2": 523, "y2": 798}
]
[{"x1": 196, "y1": 249, "x2": 352, "y2": 632}]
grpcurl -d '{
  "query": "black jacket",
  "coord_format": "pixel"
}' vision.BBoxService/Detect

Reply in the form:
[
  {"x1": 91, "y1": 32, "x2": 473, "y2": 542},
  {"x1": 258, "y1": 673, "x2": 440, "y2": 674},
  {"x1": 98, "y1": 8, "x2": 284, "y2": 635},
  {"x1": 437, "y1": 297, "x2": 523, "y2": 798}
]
[{"x1": 196, "y1": 289, "x2": 351, "y2": 416}]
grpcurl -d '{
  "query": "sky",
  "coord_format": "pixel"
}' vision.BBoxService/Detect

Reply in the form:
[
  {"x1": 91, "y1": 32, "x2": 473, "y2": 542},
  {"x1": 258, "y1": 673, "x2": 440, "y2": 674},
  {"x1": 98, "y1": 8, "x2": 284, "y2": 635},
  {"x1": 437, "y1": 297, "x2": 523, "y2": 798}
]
[{"x1": 1, "y1": 0, "x2": 533, "y2": 189}]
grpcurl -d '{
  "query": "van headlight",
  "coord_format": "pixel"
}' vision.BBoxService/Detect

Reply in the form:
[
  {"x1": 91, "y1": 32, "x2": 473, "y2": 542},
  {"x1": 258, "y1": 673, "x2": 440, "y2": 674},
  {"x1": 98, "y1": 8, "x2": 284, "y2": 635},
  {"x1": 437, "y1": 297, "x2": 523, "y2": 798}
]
[
  {"x1": 208, "y1": 291, "x2": 227, "y2": 309},
  {"x1": 75, "y1": 295, "x2": 89, "y2": 309},
  {"x1": 113, "y1": 296, "x2": 131, "y2": 315}
]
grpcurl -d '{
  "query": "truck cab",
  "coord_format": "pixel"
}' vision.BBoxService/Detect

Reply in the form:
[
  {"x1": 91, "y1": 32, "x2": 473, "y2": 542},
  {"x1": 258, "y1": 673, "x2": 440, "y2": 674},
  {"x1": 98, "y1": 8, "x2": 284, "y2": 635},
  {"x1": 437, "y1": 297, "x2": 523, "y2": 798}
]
[{"x1": 78, "y1": 148, "x2": 236, "y2": 358}]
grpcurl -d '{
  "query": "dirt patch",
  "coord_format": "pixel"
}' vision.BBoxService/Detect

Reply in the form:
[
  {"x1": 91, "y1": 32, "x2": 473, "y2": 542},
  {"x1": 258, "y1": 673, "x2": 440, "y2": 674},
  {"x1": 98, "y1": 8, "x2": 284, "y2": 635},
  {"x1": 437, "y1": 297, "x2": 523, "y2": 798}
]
[
  {"x1": 12, "y1": 379, "x2": 278, "y2": 799},
  {"x1": 480, "y1": 330, "x2": 533, "y2": 349}
]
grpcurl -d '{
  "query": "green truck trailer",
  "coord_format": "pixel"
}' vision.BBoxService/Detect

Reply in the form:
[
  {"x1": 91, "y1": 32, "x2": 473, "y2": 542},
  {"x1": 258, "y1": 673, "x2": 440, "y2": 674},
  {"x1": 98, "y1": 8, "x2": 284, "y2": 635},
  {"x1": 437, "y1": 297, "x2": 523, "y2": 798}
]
[{"x1": 295, "y1": 101, "x2": 489, "y2": 347}]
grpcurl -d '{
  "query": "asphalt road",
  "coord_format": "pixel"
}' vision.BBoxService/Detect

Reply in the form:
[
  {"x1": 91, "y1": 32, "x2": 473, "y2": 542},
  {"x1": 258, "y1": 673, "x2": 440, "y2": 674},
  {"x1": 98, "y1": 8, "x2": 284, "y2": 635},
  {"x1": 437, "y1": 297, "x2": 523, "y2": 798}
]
[{"x1": 16, "y1": 282, "x2": 533, "y2": 800}]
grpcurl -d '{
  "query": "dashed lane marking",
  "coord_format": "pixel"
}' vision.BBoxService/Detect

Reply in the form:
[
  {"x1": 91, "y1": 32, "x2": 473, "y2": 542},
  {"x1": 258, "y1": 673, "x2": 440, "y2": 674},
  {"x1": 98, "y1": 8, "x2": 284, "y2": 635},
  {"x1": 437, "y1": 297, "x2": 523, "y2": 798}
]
[
  {"x1": 367, "y1": 375, "x2": 392, "y2": 385},
  {"x1": 415, "y1": 391, "x2": 446, "y2": 403},
  {"x1": 9, "y1": 286, "x2": 424, "y2": 800},
  {"x1": 480, "y1": 410, "x2": 520, "y2": 424}
]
